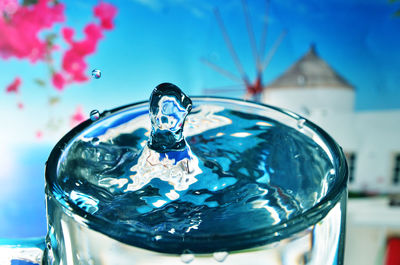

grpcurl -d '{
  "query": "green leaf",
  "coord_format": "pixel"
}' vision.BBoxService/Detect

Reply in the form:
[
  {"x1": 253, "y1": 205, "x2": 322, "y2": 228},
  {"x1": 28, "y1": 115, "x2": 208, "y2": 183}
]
[
  {"x1": 34, "y1": 78, "x2": 46, "y2": 87},
  {"x1": 22, "y1": 0, "x2": 38, "y2": 6},
  {"x1": 46, "y1": 33, "x2": 57, "y2": 42},
  {"x1": 46, "y1": 33, "x2": 58, "y2": 47},
  {"x1": 49, "y1": 97, "x2": 61, "y2": 106}
]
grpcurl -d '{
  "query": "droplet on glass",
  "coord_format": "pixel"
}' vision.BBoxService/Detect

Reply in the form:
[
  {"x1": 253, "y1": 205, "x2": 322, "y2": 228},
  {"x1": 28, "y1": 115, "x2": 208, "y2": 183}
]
[
  {"x1": 213, "y1": 251, "x2": 229, "y2": 262},
  {"x1": 91, "y1": 69, "x2": 101, "y2": 79},
  {"x1": 91, "y1": 137, "x2": 100, "y2": 146},
  {"x1": 297, "y1": 118, "x2": 306, "y2": 129},
  {"x1": 90, "y1": 110, "x2": 100, "y2": 121},
  {"x1": 180, "y1": 250, "x2": 194, "y2": 264}
]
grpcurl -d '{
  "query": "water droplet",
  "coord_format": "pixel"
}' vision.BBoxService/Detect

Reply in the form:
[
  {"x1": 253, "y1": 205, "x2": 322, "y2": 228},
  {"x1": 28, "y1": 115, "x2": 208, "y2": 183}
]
[
  {"x1": 91, "y1": 69, "x2": 101, "y2": 79},
  {"x1": 90, "y1": 110, "x2": 100, "y2": 121},
  {"x1": 329, "y1": 169, "x2": 335, "y2": 175},
  {"x1": 180, "y1": 250, "x2": 194, "y2": 264},
  {"x1": 213, "y1": 251, "x2": 228, "y2": 262},
  {"x1": 297, "y1": 118, "x2": 306, "y2": 129},
  {"x1": 91, "y1": 137, "x2": 100, "y2": 145}
]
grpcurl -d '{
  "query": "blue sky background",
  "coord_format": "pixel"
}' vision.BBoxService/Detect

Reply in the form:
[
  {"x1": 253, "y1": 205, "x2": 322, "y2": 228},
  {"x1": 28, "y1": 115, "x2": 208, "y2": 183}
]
[{"x1": 0, "y1": 0, "x2": 399, "y2": 238}]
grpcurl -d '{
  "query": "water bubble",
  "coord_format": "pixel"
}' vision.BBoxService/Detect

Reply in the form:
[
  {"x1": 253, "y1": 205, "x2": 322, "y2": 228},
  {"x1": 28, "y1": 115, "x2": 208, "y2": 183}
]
[
  {"x1": 90, "y1": 110, "x2": 100, "y2": 121},
  {"x1": 297, "y1": 118, "x2": 306, "y2": 129},
  {"x1": 180, "y1": 250, "x2": 194, "y2": 264},
  {"x1": 329, "y1": 169, "x2": 336, "y2": 175},
  {"x1": 213, "y1": 251, "x2": 229, "y2": 262},
  {"x1": 91, "y1": 69, "x2": 101, "y2": 79}
]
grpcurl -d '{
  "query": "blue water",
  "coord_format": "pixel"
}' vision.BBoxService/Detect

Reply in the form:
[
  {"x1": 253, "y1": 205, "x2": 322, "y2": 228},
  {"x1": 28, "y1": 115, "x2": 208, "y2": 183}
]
[
  {"x1": 54, "y1": 107, "x2": 334, "y2": 250},
  {"x1": 46, "y1": 85, "x2": 336, "y2": 253}
]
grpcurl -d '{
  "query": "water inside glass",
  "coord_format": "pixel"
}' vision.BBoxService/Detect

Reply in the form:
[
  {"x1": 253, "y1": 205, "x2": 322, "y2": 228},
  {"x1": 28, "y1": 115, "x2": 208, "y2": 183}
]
[{"x1": 43, "y1": 84, "x2": 347, "y2": 264}]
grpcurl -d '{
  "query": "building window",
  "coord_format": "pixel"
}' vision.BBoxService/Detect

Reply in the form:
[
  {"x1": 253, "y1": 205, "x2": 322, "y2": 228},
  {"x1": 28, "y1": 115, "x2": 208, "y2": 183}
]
[
  {"x1": 345, "y1": 152, "x2": 356, "y2": 183},
  {"x1": 393, "y1": 154, "x2": 400, "y2": 185}
]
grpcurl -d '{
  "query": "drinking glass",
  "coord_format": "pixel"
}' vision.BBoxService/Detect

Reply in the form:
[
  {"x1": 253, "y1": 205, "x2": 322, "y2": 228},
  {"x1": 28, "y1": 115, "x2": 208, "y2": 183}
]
[{"x1": 0, "y1": 97, "x2": 348, "y2": 265}]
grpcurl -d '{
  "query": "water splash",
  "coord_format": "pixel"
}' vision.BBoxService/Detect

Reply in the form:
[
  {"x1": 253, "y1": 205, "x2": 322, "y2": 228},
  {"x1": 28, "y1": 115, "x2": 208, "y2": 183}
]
[
  {"x1": 126, "y1": 83, "x2": 202, "y2": 196},
  {"x1": 148, "y1": 83, "x2": 192, "y2": 152}
]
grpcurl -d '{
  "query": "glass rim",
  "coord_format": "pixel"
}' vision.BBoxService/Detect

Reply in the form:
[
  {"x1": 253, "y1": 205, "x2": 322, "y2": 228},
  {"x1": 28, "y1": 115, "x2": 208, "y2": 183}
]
[{"x1": 45, "y1": 96, "x2": 348, "y2": 254}]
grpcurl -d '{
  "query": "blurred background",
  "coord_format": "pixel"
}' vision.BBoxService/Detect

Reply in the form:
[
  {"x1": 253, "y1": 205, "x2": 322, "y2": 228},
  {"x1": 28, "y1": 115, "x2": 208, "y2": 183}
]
[{"x1": 0, "y1": 0, "x2": 399, "y2": 264}]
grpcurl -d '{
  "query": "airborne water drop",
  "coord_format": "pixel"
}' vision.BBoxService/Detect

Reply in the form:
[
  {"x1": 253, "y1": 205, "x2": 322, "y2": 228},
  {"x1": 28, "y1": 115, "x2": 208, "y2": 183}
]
[{"x1": 91, "y1": 69, "x2": 101, "y2": 79}]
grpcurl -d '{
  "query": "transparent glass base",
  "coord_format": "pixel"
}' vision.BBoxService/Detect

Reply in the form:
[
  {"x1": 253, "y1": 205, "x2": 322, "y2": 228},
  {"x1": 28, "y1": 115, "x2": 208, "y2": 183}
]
[{"x1": 42, "y1": 191, "x2": 346, "y2": 265}]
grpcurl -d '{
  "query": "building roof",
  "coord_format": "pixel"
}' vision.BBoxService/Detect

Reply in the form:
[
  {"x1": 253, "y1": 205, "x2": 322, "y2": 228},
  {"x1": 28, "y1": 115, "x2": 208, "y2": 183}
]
[{"x1": 265, "y1": 44, "x2": 354, "y2": 90}]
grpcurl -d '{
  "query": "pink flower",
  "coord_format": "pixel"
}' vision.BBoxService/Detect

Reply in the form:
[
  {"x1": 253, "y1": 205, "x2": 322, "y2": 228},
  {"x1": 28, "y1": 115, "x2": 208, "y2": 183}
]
[
  {"x1": 0, "y1": 0, "x2": 65, "y2": 62},
  {"x1": 35, "y1": 130, "x2": 43, "y2": 139},
  {"x1": 17, "y1": 102, "x2": 24, "y2": 109},
  {"x1": 61, "y1": 23, "x2": 104, "y2": 83},
  {"x1": 62, "y1": 50, "x2": 88, "y2": 82},
  {"x1": 62, "y1": 27, "x2": 74, "y2": 44},
  {"x1": 33, "y1": 0, "x2": 65, "y2": 29},
  {"x1": 0, "y1": 0, "x2": 19, "y2": 15},
  {"x1": 52, "y1": 72, "x2": 66, "y2": 91},
  {"x1": 94, "y1": 2, "x2": 117, "y2": 30},
  {"x1": 0, "y1": 1, "x2": 116, "y2": 92},
  {"x1": 5, "y1": 77, "x2": 21, "y2": 93},
  {"x1": 73, "y1": 23, "x2": 103, "y2": 55},
  {"x1": 71, "y1": 105, "x2": 86, "y2": 127}
]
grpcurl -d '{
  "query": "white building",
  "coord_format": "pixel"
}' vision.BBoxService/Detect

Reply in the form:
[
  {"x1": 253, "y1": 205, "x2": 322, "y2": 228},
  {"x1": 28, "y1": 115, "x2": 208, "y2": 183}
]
[{"x1": 262, "y1": 45, "x2": 400, "y2": 194}]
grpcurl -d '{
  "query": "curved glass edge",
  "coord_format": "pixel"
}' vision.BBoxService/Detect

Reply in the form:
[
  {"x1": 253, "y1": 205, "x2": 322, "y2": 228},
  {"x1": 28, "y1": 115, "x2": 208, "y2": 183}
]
[{"x1": 44, "y1": 96, "x2": 348, "y2": 253}]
